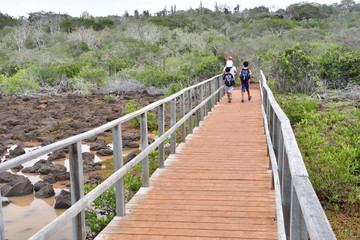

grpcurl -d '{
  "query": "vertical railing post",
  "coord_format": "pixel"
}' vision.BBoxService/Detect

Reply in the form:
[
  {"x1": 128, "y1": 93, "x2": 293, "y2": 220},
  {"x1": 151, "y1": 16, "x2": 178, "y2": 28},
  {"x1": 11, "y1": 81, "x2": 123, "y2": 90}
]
[
  {"x1": 158, "y1": 104, "x2": 165, "y2": 168},
  {"x1": 69, "y1": 142, "x2": 85, "y2": 240},
  {"x1": 0, "y1": 194, "x2": 4, "y2": 240},
  {"x1": 290, "y1": 185, "x2": 308, "y2": 240},
  {"x1": 211, "y1": 78, "x2": 216, "y2": 108},
  {"x1": 180, "y1": 94, "x2": 186, "y2": 143},
  {"x1": 200, "y1": 85, "x2": 204, "y2": 121},
  {"x1": 194, "y1": 87, "x2": 199, "y2": 127},
  {"x1": 207, "y1": 81, "x2": 212, "y2": 112},
  {"x1": 277, "y1": 131, "x2": 285, "y2": 184},
  {"x1": 140, "y1": 112, "x2": 149, "y2": 187},
  {"x1": 188, "y1": 89, "x2": 193, "y2": 134},
  {"x1": 281, "y1": 151, "x2": 292, "y2": 239},
  {"x1": 217, "y1": 76, "x2": 222, "y2": 102},
  {"x1": 170, "y1": 98, "x2": 176, "y2": 154},
  {"x1": 112, "y1": 124, "x2": 125, "y2": 216},
  {"x1": 204, "y1": 84, "x2": 208, "y2": 117}
]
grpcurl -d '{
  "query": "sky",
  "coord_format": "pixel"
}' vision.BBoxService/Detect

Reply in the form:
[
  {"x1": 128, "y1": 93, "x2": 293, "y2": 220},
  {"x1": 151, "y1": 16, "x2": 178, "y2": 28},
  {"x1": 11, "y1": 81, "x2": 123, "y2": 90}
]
[{"x1": 1, "y1": 0, "x2": 342, "y2": 18}]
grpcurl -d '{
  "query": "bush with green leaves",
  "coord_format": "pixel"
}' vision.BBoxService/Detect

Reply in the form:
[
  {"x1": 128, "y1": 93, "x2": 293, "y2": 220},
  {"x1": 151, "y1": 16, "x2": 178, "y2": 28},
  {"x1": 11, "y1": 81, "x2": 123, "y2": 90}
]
[
  {"x1": 124, "y1": 99, "x2": 157, "y2": 130},
  {"x1": 278, "y1": 95, "x2": 360, "y2": 210},
  {"x1": 262, "y1": 44, "x2": 319, "y2": 93},
  {"x1": 317, "y1": 45, "x2": 360, "y2": 89},
  {"x1": 133, "y1": 65, "x2": 188, "y2": 87},
  {"x1": 0, "y1": 69, "x2": 40, "y2": 95},
  {"x1": 84, "y1": 184, "x2": 116, "y2": 239}
]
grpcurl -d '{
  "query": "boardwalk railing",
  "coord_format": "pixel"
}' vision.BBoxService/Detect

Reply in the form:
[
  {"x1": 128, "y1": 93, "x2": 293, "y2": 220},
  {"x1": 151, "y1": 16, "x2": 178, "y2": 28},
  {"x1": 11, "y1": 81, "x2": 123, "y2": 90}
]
[
  {"x1": 259, "y1": 70, "x2": 336, "y2": 240},
  {"x1": 0, "y1": 75, "x2": 224, "y2": 240}
]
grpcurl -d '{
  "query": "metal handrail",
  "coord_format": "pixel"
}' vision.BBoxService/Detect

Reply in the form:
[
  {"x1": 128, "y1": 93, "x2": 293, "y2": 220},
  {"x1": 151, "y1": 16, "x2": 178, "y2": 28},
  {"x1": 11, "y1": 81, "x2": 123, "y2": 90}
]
[
  {"x1": 0, "y1": 75, "x2": 224, "y2": 240},
  {"x1": 259, "y1": 70, "x2": 336, "y2": 240}
]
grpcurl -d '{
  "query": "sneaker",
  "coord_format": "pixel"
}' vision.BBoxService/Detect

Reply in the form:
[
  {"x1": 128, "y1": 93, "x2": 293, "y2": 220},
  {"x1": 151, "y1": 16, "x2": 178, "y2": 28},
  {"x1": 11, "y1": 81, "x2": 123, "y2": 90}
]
[
  {"x1": 228, "y1": 99, "x2": 231, "y2": 103},
  {"x1": 241, "y1": 99, "x2": 244, "y2": 103},
  {"x1": 248, "y1": 96, "x2": 252, "y2": 101}
]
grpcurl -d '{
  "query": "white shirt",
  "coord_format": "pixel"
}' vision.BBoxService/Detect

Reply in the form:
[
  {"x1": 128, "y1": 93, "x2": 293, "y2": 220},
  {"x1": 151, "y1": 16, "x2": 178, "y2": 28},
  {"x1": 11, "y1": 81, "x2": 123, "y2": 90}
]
[{"x1": 223, "y1": 65, "x2": 237, "y2": 78}]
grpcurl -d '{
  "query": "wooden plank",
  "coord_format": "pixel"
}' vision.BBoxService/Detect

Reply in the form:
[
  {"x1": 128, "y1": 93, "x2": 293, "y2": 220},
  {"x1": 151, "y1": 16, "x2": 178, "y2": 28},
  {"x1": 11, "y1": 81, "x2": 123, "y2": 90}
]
[{"x1": 96, "y1": 86, "x2": 278, "y2": 240}]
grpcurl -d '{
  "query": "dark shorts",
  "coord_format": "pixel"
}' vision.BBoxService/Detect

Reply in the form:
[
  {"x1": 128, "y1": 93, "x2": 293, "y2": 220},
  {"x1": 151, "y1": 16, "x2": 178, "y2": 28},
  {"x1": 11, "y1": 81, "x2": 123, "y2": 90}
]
[{"x1": 241, "y1": 81, "x2": 249, "y2": 92}]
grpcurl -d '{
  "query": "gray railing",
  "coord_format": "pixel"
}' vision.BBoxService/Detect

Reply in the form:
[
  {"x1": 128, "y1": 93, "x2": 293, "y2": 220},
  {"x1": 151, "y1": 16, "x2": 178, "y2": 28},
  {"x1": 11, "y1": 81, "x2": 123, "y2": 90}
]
[
  {"x1": 0, "y1": 75, "x2": 224, "y2": 240},
  {"x1": 259, "y1": 70, "x2": 336, "y2": 240}
]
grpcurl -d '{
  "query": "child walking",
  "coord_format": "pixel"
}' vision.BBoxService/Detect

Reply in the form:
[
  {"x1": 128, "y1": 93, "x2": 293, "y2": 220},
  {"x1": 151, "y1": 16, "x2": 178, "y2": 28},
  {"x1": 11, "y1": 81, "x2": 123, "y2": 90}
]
[
  {"x1": 223, "y1": 67, "x2": 235, "y2": 103},
  {"x1": 239, "y1": 61, "x2": 252, "y2": 103}
]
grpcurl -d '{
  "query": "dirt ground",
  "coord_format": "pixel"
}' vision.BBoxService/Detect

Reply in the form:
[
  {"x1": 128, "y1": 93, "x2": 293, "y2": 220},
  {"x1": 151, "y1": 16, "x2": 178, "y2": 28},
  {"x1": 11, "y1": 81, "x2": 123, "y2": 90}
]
[{"x1": 0, "y1": 92, "x2": 163, "y2": 157}]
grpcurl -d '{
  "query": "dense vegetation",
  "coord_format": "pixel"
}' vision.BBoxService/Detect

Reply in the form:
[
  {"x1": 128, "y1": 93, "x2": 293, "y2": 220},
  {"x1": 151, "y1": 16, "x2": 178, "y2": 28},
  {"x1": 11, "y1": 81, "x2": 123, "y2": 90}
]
[{"x1": 1, "y1": 0, "x2": 359, "y2": 239}]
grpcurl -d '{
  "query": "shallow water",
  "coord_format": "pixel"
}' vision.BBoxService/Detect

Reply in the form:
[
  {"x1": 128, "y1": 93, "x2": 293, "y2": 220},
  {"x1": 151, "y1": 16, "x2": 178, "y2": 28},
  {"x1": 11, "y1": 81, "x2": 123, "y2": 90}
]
[
  {"x1": 1, "y1": 140, "x2": 141, "y2": 239},
  {"x1": 3, "y1": 195, "x2": 71, "y2": 240},
  {"x1": 0, "y1": 143, "x2": 111, "y2": 240}
]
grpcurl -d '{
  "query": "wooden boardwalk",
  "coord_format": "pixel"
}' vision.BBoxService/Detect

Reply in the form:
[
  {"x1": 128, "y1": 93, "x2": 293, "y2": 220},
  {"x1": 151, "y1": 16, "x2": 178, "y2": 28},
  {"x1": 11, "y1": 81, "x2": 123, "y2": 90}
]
[{"x1": 96, "y1": 85, "x2": 277, "y2": 240}]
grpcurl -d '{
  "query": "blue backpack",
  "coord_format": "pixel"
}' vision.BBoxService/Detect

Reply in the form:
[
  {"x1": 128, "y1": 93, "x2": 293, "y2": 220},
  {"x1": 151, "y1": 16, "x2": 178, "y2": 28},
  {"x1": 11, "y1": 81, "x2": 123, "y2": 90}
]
[{"x1": 240, "y1": 68, "x2": 250, "y2": 81}]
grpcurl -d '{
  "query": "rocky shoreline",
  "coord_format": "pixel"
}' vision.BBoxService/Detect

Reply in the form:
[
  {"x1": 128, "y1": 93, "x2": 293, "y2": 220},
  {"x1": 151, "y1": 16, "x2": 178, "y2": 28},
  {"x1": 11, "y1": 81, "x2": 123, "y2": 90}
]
[{"x1": 0, "y1": 90, "x2": 163, "y2": 209}]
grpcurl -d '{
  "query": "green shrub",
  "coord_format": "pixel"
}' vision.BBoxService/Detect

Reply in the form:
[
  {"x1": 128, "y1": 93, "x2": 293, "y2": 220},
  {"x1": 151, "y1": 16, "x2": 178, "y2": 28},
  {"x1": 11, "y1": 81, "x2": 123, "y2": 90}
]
[
  {"x1": 124, "y1": 99, "x2": 157, "y2": 130},
  {"x1": 0, "y1": 69, "x2": 40, "y2": 95},
  {"x1": 84, "y1": 184, "x2": 116, "y2": 238},
  {"x1": 164, "y1": 83, "x2": 183, "y2": 96},
  {"x1": 133, "y1": 65, "x2": 187, "y2": 87},
  {"x1": 278, "y1": 95, "x2": 360, "y2": 210},
  {"x1": 277, "y1": 94, "x2": 318, "y2": 124},
  {"x1": 70, "y1": 66, "x2": 108, "y2": 93},
  {"x1": 262, "y1": 44, "x2": 319, "y2": 93},
  {"x1": 317, "y1": 45, "x2": 360, "y2": 89}
]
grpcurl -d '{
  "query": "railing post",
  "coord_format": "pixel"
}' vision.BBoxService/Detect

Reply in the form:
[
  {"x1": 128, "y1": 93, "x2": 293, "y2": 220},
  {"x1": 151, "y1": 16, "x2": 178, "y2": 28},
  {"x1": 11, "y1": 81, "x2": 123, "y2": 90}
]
[
  {"x1": 140, "y1": 112, "x2": 149, "y2": 187},
  {"x1": 170, "y1": 98, "x2": 176, "y2": 154},
  {"x1": 277, "y1": 131, "x2": 285, "y2": 185},
  {"x1": 188, "y1": 89, "x2": 193, "y2": 134},
  {"x1": 217, "y1": 76, "x2": 222, "y2": 102},
  {"x1": 211, "y1": 78, "x2": 216, "y2": 108},
  {"x1": 281, "y1": 151, "x2": 292, "y2": 239},
  {"x1": 158, "y1": 104, "x2": 165, "y2": 168},
  {"x1": 112, "y1": 124, "x2": 125, "y2": 216},
  {"x1": 200, "y1": 85, "x2": 204, "y2": 121},
  {"x1": 180, "y1": 94, "x2": 186, "y2": 143},
  {"x1": 194, "y1": 87, "x2": 200, "y2": 127},
  {"x1": 290, "y1": 185, "x2": 308, "y2": 240},
  {"x1": 207, "y1": 81, "x2": 212, "y2": 112},
  {"x1": 68, "y1": 142, "x2": 85, "y2": 240},
  {"x1": 204, "y1": 85, "x2": 208, "y2": 117},
  {"x1": 0, "y1": 194, "x2": 4, "y2": 240}
]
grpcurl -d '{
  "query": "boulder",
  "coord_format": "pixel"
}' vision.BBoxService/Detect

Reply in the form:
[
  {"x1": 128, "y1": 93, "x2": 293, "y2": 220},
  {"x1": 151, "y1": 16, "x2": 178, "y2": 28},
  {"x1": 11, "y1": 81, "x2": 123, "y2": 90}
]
[
  {"x1": 39, "y1": 137, "x2": 55, "y2": 146},
  {"x1": 85, "y1": 173, "x2": 103, "y2": 185},
  {"x1": 7, "y1": 146, "x2": 25, "y2": 158},
  {"x1": 47, "y1": 149, "x2": 66, "y2": 161},
  {"x1": 82, "y1": 152, "x2": 95, "y2": 162},
  {"x1": 22, "y1": 159, "x2": 67, "y2": 175},
  {"x1": 2, "y1": 200, "x2": 11, "y2": 207},
  {"x1": 123, "y1": 140, "x2": 139, "y2": 150},
  {"x1": 1, "y1": 176, "x2": 33, "y2": 197},
  {"x1": 34, "y1": 181, "x2": 55, "y2": 198},
  {"x1": 123, "y1": 132, "x2": 140, "y2": 141},
  {"x1": 125, "y1": 150, "x2": 140, "y2": 164},
  {"x1": 84, "y1": 136, "x2": 97, "y2": 143},
  {"x1": 53, "y1": 171, "x2": 70, "y2": 181},
  {"x1": 0, "y1": 172, "x2": 14, "y2": 183},
  {"x1": 11, "y1": 164, "x2": 24, "y2": 172},
  {"x1": 96, "y1": 148, "x2": 113, "y2": 156},
  {"x1": 89, "y1": 139, "x2": 107, "y2": 151},
  {"x1": 43, "y1": 173, "x2": 56, "y2": 184},
  {"x1": 54, "y1": 190, "x2": 71, "y2": 209}
]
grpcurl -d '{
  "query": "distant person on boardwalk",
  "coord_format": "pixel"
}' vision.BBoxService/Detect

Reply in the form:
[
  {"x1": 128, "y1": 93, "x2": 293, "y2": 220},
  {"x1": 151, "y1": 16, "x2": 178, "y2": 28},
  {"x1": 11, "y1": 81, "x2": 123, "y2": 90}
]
[
  {"x1": 222, "y1": 56, "x2": 237, "y2": 79},
  {"x1": 239, "y1": 61, "x2": 252, "y2": 103},
  {"x1": 223, "y1": 67, "x2": 235, "y2": 103}
]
